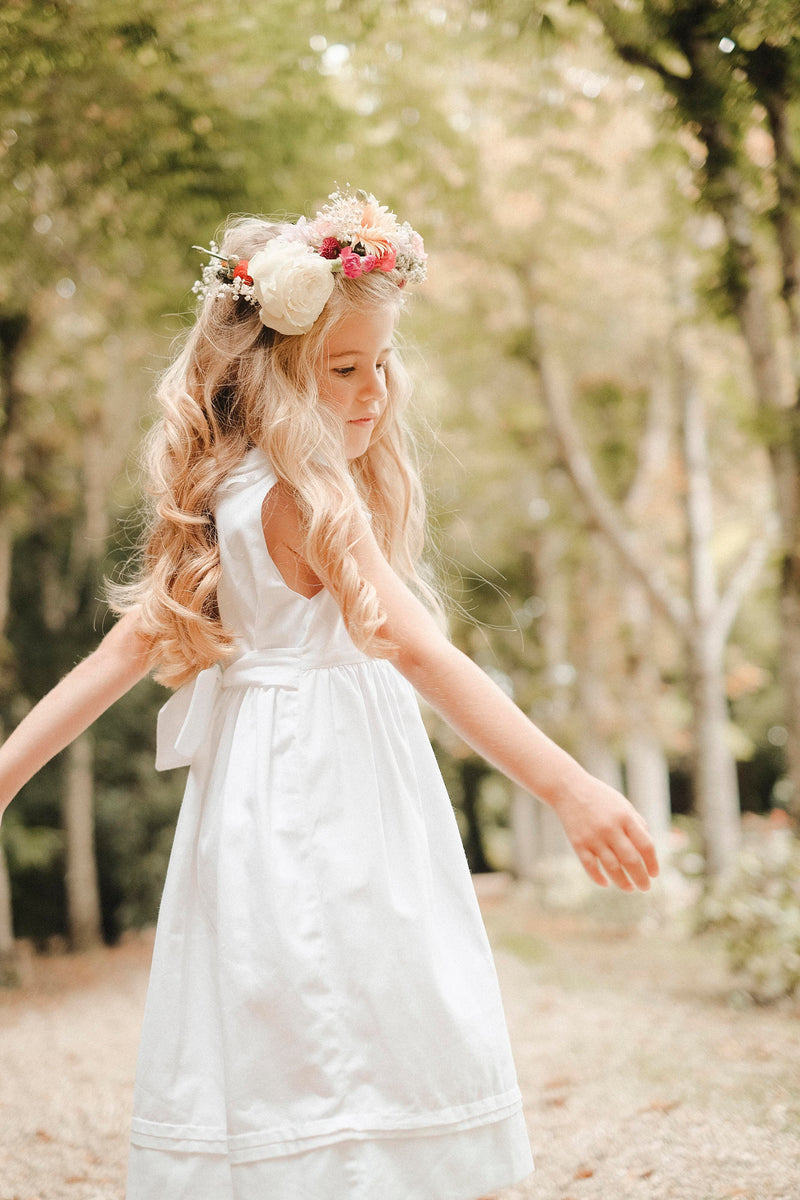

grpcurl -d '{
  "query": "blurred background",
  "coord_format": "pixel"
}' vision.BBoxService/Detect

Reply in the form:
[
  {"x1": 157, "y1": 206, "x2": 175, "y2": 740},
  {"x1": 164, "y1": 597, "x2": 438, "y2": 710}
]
[{"x1": 1, "y1": 0, "x2": 800, "y2": 1007}]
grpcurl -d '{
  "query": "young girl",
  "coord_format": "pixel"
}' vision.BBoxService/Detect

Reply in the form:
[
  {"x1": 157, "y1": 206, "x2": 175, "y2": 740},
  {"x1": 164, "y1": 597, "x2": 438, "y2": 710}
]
[{"x1": 0, "y1": 189, "x2": 657, "y2": 1200}]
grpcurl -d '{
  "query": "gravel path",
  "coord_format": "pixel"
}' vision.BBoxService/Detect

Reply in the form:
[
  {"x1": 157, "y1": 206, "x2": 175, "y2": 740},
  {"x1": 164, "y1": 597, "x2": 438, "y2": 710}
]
[
  {"x1": 483, "y1": 885, "x2": 800, "y2": 1200},
  {"x1": 1, "y1": 880, "x2": 799, "y2": 1200}
]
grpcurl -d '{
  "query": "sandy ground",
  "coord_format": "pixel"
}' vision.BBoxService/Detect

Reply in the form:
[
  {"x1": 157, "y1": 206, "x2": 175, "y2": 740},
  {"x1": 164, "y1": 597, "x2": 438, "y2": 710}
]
[{"x1": 1, "y1": 878, "x2": 799, "y2": 1200}]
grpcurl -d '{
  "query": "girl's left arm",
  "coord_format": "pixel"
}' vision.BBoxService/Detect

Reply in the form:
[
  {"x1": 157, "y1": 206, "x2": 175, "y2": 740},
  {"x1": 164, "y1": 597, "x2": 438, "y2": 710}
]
[
  {"x1": 0, "y1": 609, "x2": 152, "y2": 822},
  {"x1": 349, "y1": 522, "x2": 659, "y2": 893}
]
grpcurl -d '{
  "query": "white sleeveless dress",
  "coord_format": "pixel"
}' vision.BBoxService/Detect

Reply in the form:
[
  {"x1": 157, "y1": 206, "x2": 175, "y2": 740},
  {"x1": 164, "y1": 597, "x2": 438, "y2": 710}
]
[{"x1": 126, "y1": 446, "x2": 534, "y2": 1200}]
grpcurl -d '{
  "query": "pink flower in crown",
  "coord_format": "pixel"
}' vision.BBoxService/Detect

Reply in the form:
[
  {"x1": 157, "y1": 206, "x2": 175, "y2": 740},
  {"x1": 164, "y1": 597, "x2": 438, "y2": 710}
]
[
  {"x1": 355, "y1": 200, "x2": 399, "y2": 257},
  {"x1": 409, "y1": 231, "x2": 426, "y2": 259},
  {"x1": 377, "y1": 245, "x2": 397, "y2": 272},
  {"x1": 361, "y1": 254, "x2": 378, "y2": 273},
  {"x1": 339, "y1": 246, "x2": 363, "y2": 278}
]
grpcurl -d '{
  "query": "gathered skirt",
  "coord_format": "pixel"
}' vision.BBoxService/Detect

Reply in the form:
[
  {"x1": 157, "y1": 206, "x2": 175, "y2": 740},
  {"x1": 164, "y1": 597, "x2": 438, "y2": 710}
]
[{"x1": 127, "y1": 648, "x2": 534, "y2": 1200}]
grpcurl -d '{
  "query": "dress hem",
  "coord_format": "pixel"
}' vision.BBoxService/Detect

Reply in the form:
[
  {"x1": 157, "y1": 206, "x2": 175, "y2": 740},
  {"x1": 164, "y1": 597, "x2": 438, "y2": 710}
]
[{"x1": 130, "y1": 1085, "x2": 523, "y2": 1161}]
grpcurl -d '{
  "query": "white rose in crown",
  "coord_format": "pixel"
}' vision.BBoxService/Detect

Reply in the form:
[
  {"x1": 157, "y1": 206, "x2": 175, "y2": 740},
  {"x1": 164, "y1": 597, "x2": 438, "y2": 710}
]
[{"x1": 248, "y1": 238, "x2": 335, "y2": 335}]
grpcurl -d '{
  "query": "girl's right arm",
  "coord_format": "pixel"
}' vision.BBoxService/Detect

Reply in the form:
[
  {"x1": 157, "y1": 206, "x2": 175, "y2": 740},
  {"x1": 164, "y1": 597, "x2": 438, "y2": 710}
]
[{"x1": 0, "y1": 609, "x2": 152, "y2": 823}]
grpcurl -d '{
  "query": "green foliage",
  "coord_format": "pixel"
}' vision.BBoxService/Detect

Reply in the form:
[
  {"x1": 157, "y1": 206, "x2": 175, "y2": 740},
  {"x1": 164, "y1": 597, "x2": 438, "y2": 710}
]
[
  {"x1": 574, "y1": 377, "x2": 646, "y2": 503},
  {"x1": 497, "y1": 929, "x2": 550, "y2": 962},
  {"x1": 699, "y1": 833, "x2": 800, "y2": 1002},
  {"x1": 2, "y1": 815, "x2": 67, "y2": 942},
  {"x1": 3, "y1": 516, "x2": 185, "y2": 941},
  {"x1": 1, "y1": 3, "x2": 229, "y2": 307},
  {"x1": 93, "y1": 676, "x2": 185, "y2": 937},
  {"x1": 0, "y1": 0, "x2": 367, "y2": 333},
  {"x1": 563, "y1": 0, "x2": 800, "y2": 317},
  {"x1": 2, "y1": 820, "x2": 63, "y2": 872}
]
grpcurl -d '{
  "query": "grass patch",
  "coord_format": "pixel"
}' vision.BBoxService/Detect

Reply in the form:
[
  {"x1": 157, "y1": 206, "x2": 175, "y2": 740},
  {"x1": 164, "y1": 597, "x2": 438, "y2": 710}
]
[{"x1": 496, "y1": 929, "x2": 550, "y2": 963}]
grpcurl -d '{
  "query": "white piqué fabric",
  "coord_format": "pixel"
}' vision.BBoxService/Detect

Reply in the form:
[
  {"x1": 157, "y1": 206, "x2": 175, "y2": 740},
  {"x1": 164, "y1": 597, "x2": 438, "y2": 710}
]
[{"x1": 127, "y1": 446, "x2": 534, "y2": 1200}]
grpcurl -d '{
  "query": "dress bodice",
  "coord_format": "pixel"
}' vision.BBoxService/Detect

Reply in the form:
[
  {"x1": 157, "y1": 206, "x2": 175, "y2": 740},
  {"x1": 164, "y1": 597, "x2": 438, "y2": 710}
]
[
  {"x1": 155, "y1": 447, "x2": 368, "y2": 772},
  {"x1": 214, "y1": 446, "x2": 359, "y2": 662}
]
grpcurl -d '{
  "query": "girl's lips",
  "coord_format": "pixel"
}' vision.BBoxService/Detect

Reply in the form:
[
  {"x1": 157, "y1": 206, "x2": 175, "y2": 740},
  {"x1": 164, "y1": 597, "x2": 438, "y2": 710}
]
[{"x1": 349, "y1": 417, "x2": 376, "y2": 425}]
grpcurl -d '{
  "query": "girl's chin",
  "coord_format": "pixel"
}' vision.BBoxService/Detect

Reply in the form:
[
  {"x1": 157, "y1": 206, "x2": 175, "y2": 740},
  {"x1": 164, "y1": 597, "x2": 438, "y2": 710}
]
[{"x1": 344, "y1": 429, "x2": 373, "y2": 459}]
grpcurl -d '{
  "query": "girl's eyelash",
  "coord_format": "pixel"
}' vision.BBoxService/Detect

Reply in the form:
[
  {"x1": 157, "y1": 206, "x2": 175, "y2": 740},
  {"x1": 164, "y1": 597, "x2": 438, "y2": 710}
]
[{"x1": 333, "y1": 362, "x2": 388, "y2": 377}]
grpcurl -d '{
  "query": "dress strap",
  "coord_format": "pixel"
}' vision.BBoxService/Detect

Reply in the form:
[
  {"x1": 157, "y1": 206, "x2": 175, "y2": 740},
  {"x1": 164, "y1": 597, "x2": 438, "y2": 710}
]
[{"x1": 216, "y1": 445, "x2": 276, "y2": 494}]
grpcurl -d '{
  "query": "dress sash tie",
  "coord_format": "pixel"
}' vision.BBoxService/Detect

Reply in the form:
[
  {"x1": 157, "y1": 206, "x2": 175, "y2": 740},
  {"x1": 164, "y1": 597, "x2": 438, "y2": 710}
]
[{"x1": 155, "y1": 649, "x2": 303, "y2": 771}]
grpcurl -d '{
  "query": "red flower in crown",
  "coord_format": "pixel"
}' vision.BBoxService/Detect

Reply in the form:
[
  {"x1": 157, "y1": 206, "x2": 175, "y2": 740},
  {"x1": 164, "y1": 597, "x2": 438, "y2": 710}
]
[
  {"x1": 319, "y1": 237, "x2": 341, "y2": 260},
  {"x1": 233, "y1": 260, "x2": 253, "y2": 285}
]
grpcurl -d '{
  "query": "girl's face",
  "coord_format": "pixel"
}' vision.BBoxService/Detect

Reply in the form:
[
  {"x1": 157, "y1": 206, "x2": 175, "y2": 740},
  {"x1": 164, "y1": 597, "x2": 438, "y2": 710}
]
[{"x1": 317, "y1": 305, "x2": 396, "y2": 460}]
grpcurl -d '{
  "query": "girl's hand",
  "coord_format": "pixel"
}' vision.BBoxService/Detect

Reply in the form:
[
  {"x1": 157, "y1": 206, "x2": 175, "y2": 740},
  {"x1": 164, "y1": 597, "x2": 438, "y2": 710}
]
[{"x1": 550, "y1": 775, "x2": 659, "y2": 892}]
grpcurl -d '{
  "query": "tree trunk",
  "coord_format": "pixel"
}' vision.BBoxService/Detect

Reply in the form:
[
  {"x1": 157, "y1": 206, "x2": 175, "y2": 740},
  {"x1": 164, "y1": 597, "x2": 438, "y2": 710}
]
[
  {"x1": 510, "y1": 785, "x2": 571, "y2": 881},
  {"x1": 510, "y1": 786, "x2": 538, "y2": 880},
  {"x1": 45, "y1": 413, "x2": 116, "y2": 952},
  {"x1": 0, "y1": 712, "x2": 17, "y2": 985},
  {"x1": 576, "y1": 708, "x2": 623, "y2": 791},
  {"x1": 63, "y1": 732, "x2": 102, "y2": 950},
  {"x1": 508, "y1": 523, "x2": 575, "y2": 878},
  {"x1": 0, "y1": 567, "x2": 18, "y2": 984},
  {"x1": 0, "y1": 821, "x2": 17, "y2": 986},
  {"x1": 0, "y1": 312, "x2": 30, "y2": 983},
  {"x1": 570, "y1": 532, "x2": 621, "y2": 789},
  {"x1": 459, "y1": 759, "x2": 493, "y2": 874},
  {"x1": 778, "y1": 564, "x2": 800, "y2": 817},
  {"x1": 625, "y1": 726, "x2": 672, "y2": 858},
  {"x1": 679, "y1": 344, "x2": 741, "y2": 873},
  {"x1": 686, "y1": 636, "x2": 741, "y2": 875},
  {"x1": 620, "y1": 375, "x2": 674, "y2": 850},
  {"x1": 622, "y1": 580, "x2": 672, "y2": 857},
  {"x1": 535, "y1": 524, "x2": 574, "y2": 728},
  {"x1": 746, "y1": 48, "x2": 800, "y2": 383},
  {"x1": 690, "y1": 114, "x2": 800, "y2": 823}
]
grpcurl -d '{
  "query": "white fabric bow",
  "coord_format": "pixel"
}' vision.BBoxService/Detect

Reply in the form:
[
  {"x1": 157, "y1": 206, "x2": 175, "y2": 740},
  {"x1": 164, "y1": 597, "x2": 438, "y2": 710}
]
[{"x1": 155, "y1": 651, "x2": 303, "y2": 771}]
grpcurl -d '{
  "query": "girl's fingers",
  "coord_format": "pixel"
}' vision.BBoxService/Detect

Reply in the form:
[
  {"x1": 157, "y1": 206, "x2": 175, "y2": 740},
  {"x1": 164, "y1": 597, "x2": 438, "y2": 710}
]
[
  {"x1": 595, "y1": 845, "x2": 637, "y2": 892},
  {"x1": 569, "y1": 798, "x2": 661, "y2": 892},
  {"x1": 624, "y1": 813, "x2": 660, "y2": 878},
  {"x1": 576, "y1": 848, "x2": 609, "y2": 888},
  {"x1": 604, "y1": 825, "x2": 657, "y2": 891}
]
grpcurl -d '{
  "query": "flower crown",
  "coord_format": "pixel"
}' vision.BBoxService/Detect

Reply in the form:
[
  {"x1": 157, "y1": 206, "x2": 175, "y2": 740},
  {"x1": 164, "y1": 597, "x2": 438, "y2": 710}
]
[{"x1": 192, "y1": 189, "x2": 427, "y2": 336}]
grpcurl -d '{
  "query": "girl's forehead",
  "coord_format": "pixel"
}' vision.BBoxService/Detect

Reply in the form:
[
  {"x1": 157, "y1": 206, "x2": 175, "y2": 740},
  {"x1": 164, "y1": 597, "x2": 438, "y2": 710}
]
[{"x1": 325, "y1": 307, "x2": 398, "y2": 353}]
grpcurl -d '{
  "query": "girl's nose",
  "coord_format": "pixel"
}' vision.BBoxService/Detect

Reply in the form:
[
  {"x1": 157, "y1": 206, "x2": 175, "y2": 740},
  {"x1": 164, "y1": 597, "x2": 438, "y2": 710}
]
[{"x1": 360, "y1": 368, "x2": 387, "y2": 403}]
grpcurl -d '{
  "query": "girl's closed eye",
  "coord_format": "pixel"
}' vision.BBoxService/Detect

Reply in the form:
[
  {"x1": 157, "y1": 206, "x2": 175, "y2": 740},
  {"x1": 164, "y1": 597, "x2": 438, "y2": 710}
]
[{"x1": 334, "y1": 362, "x2": 388, "y2": 377}]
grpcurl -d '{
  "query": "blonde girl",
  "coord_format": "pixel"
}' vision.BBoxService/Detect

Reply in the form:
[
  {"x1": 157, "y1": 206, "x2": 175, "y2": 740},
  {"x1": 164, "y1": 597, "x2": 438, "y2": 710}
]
[{"x1": 0, "y1": 190, "x2": 658, "y2": 1200}]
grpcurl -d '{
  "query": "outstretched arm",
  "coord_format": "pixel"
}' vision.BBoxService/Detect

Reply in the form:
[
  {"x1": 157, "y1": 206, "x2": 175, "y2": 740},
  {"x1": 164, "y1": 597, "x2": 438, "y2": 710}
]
[
  {"x1": 348, "y1": 521, "x2": 659, "y2": 892},
  {"x1": 0, "y1": 609, "x2": 152, "y2": 821}
]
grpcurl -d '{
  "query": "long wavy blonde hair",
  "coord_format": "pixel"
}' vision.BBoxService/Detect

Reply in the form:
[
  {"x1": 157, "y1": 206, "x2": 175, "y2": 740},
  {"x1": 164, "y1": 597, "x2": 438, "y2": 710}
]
[{"x1": 110, "y1": 215, "x2": 444, "y2": 687}]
